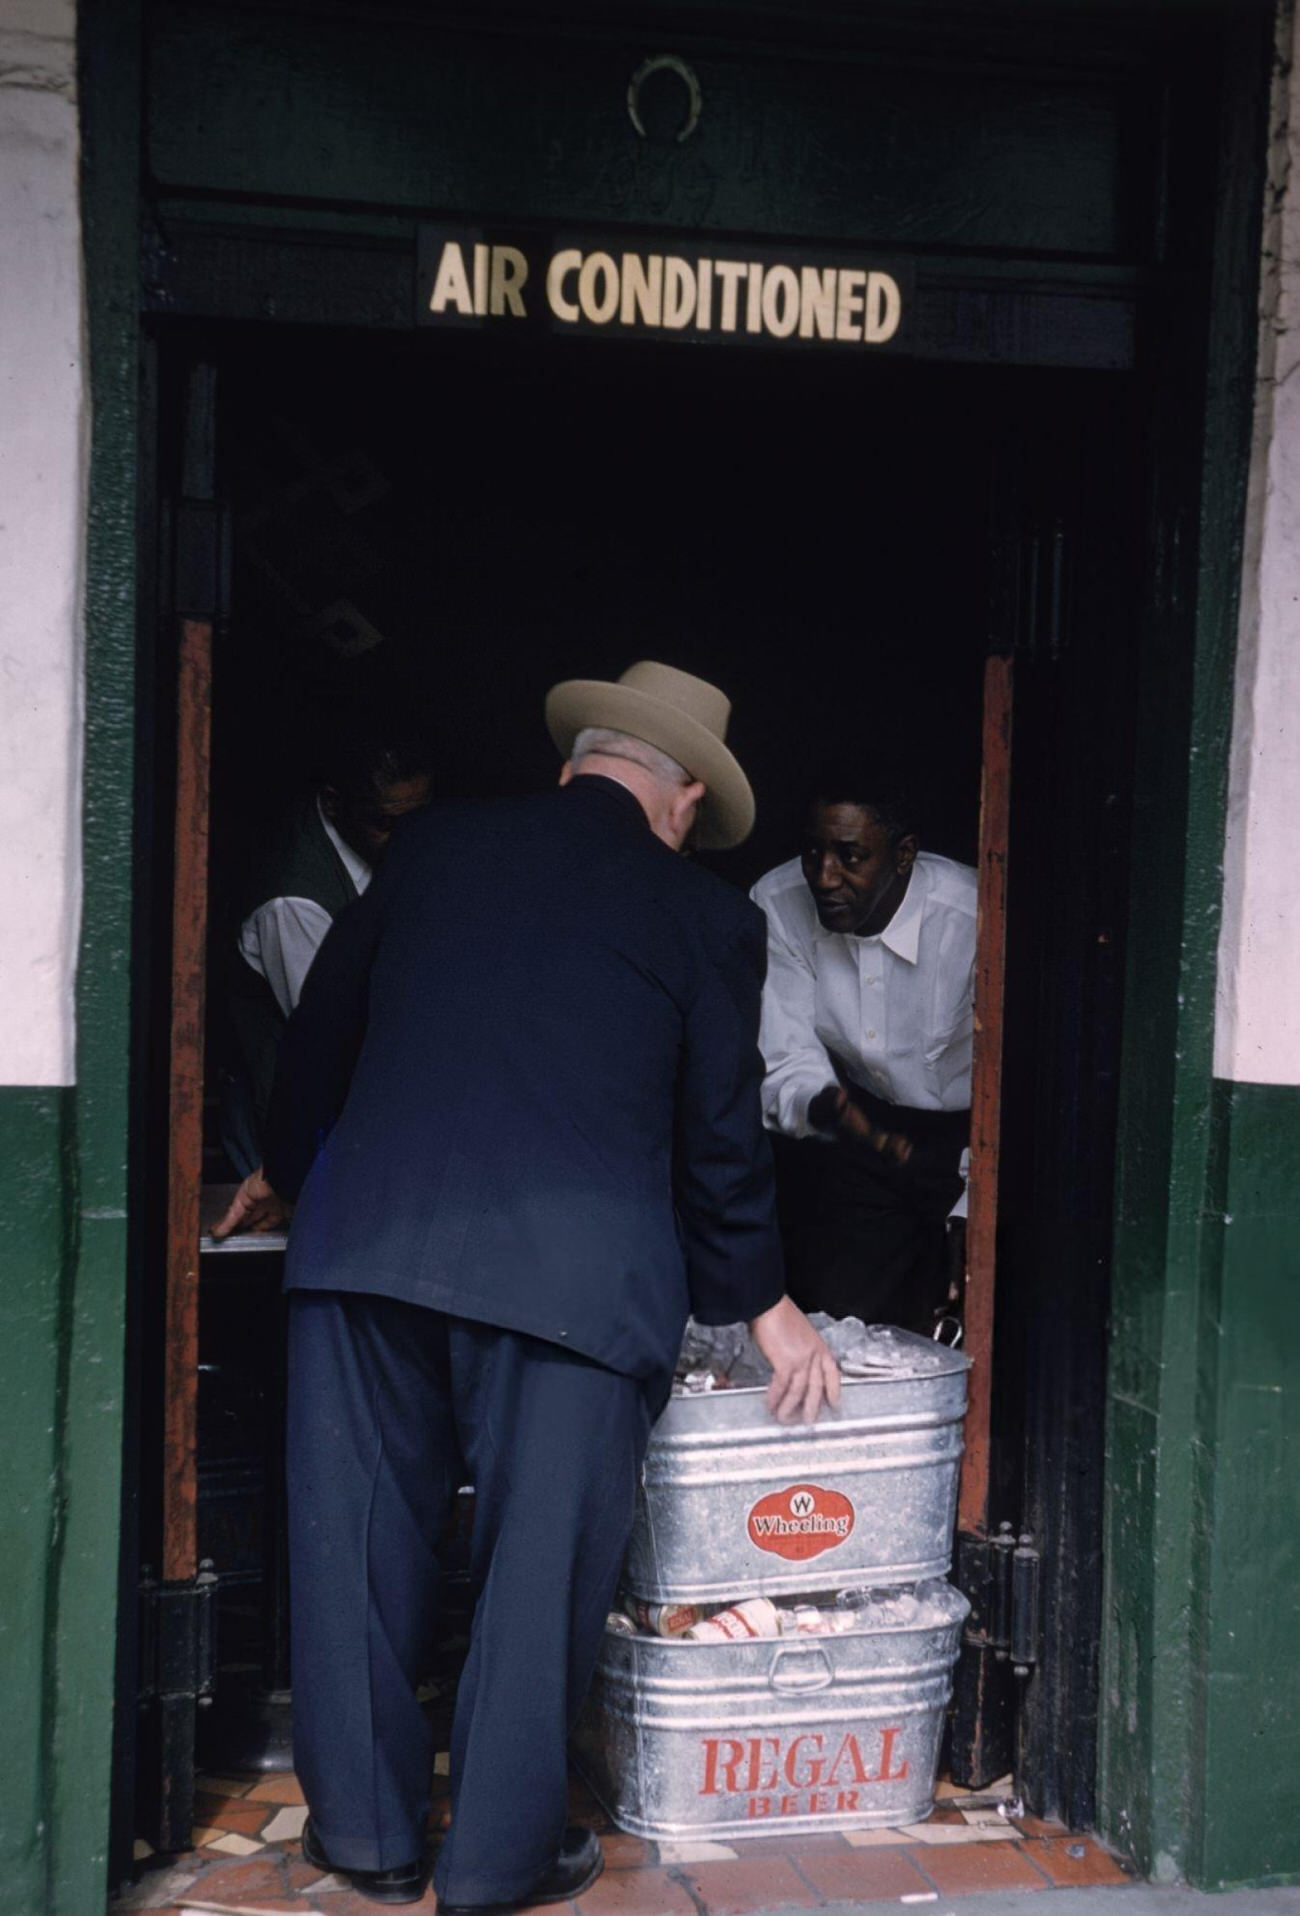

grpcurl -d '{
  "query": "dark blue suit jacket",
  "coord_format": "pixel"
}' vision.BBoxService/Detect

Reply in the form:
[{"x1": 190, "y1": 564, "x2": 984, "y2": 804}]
[{"x1": 264, "y1": 776, "x2": 786, "y2": 1396}]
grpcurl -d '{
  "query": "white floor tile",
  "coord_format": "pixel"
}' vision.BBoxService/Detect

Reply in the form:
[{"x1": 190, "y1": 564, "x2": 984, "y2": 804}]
[
  {"x1": 655, "y1": 1838, "x2": 740, "y2": 1862},
  {"x1": 205, "y1": 1831, "x2": 264, "y2": 1857},
  {"x1": 259, "y1": 1803, "x2": 309, "y2": 1842}
]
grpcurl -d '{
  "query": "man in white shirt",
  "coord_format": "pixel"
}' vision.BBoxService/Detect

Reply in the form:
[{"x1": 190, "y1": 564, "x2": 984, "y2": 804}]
[
  {"x1": 223, "y1": 730, "x2": 433, "y2": 1174},
  {"x1": 750, "y1": 774, "x2": 976, "y2": 1331}
]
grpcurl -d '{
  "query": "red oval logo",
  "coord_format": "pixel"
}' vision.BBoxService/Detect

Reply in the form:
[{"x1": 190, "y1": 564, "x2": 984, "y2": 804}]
[{"x1": 746, "y1": 1483, "x2": 856, "y2": 1561}]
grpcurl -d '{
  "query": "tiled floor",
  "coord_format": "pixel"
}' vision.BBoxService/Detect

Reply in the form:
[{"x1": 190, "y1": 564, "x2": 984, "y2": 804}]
[{"x1": 114, "y1": 1769, "x2": 1133, "y2": 1916}]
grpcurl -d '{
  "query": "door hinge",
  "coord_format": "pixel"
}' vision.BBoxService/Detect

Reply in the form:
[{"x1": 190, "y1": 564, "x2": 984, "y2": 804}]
[
  {"x1": 956, "y1": 1524, "x2": 1040, "y2": 1676},
  {"x1": 138, "y1": 1561, "x2": 219, "y2": 1709}
]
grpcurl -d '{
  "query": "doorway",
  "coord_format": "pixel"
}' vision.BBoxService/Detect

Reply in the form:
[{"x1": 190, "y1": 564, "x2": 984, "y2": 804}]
[{"x1": 124, "y1": 313, "x2": 1144, "y2": 1862}]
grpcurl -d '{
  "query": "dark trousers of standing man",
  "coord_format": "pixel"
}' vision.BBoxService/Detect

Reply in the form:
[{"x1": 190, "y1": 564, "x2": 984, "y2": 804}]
[
  {"x1": 287, "y1": 1291, "x2": 652, "y2": 1904},
  {"x1": 773, "y1": 1088, "x2": 968, "y2": 1333}
]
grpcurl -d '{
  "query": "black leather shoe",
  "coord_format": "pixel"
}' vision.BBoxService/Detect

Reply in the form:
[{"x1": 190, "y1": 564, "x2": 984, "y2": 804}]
[
  {"x1": 438, "y1": 1825, "x2": 605, "y2": 1913},
  {"x1": 301, "y1": 1815, "x2": 430, "y2": 1906}
]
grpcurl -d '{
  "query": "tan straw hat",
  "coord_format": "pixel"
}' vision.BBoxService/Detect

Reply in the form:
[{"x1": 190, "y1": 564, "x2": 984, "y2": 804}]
[{"x1": 545, "y1": 661, "x2": 755, "y2": 850}]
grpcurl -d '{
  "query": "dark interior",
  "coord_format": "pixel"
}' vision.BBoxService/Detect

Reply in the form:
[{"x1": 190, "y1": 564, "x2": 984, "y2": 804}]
[
  {"x1": 206, "y1": 324, "x2": 1002, "y2": 926},
  {"x1": 134, "y1": 318, "x2": 1144, "y2": 1825}
]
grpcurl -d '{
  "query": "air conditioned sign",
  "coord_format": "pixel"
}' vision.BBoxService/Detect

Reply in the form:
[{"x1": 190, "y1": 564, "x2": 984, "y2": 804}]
[{"x1": 416, "y1": 228, "x2": 911, "y2": 350}]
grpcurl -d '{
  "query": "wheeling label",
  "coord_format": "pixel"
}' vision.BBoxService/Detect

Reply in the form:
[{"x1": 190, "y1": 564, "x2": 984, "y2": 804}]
[{"x1": 746, "y1": 1483, "x2": 855, "y2": 1561}]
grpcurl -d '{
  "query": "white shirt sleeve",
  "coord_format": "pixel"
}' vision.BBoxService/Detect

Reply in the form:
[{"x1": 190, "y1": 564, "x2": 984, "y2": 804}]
[
  {"x1": 754, "y1": 901, "x2": 838, "y2": 1139},
  {"x1": 238, "y1": 896, "x2": 336, "y2": 1019}
]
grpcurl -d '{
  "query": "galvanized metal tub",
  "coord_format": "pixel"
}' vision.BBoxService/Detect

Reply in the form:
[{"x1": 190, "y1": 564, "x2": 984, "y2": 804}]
[
  {"x1": 623, "y1": 1336, "x2": 970, "y2": 1603},
  {"x1": 572, "y1": 1583, "x2": 970, "y2": 1838}
]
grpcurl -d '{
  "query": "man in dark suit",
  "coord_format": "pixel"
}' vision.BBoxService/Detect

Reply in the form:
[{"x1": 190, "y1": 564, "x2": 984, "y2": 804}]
[{"x1": 215, "y1": 662, "x2": 839, "y2": 1910}]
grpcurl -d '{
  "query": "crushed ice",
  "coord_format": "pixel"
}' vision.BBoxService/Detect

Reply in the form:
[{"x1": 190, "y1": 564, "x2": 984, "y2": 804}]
[{"x1": 672, "y1": 1314, "x2": 962, "y2": 1393}]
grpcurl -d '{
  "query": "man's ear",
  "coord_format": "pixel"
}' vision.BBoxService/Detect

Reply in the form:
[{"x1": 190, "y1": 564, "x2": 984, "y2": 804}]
[
  {"x1": 671, "y1": 779, "x2": 707, "y2": 844},
  {"x1": 558, "y1": 760, "x2": 575, "y2": 787},
  {"x1": 319, "y1": 784, "x2": 341, "y2": 822},
  {"x1": 896, "y1": 831, "x2": 919, "y2": 874}
]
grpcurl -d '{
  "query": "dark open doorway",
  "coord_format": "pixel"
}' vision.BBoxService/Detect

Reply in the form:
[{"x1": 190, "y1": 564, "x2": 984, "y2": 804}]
[
  {"x1": 210, "y1": 326, "x2": 1002, "y2": 891},
  {"x1": 125, "y1": 314, "x2": 1144, "y2": 1862}
]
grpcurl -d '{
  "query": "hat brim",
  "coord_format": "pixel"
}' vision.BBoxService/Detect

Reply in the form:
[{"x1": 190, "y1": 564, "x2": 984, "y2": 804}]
[{"x1": 546, "y1": 680, "x2": 755, "y2": 851}]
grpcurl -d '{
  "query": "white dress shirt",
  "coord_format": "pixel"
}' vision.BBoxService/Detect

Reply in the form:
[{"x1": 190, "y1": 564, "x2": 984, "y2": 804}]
[
  {"x1": 750, "y1": 851, "x2": 978, "y2": 1140},
  {"x1": 238, "y1": 799, "x2": 372, "y2": 1019}
]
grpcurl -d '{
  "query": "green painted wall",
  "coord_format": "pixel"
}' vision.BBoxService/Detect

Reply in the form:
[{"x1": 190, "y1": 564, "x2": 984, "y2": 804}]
[
  {"x1": 0, "y1": 2, "x2": 139, "y2": 1910},
  {"x1": 1098, "y1": 11, "x2": 1284, "y2": 1890},
  {"x1": 1195, "y1": 1082, "x2": 1300, "y2": 1887},
  {"x1": 0, "y1": 1094, "x2": 74, "y2": 1916},
  {"x1": 35, "y1": 3, "x2": 141, "y2": 1913},
  {"x1": 1106, "y1": 1076, "x2": 1300, "y2": 1890}
]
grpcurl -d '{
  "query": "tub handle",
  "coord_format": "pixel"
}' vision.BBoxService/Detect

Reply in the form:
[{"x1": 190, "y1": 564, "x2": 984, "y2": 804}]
[{"x1": 770, "y1": 1646, "x2": 834, "y2": 1693}]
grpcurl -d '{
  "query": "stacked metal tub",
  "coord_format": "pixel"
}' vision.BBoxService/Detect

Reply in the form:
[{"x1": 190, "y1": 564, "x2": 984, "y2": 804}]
[{"x1": 572, "y1": 1330, "x2": 972, "y2": 1838}]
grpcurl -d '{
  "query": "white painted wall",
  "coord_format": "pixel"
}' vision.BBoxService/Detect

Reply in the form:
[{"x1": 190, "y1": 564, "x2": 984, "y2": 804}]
[
  {"x1": 0, "y1": 0, "x2": 84, "y2": 1088},
  {"x1": 1215, "y1": 0, "x2": 1300, "y2": 1086}
]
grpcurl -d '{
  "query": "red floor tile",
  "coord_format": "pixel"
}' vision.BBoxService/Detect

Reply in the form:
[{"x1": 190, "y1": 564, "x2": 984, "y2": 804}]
[
  {"x1": 1015, "y1": 1813, "x2": 1070, "y2": 1837},
  {"x1": 280, "y1": 1847, "x2": 325, "y2": 1892},
  {"x1": 600, "y1": 1831, "x2": 658, "y2": 1869},
  {"x1": 171, "y1": 1851, "x2": 295, "y2": 1903},
  {"x1": 731, "y1": 1832, "x2": 851, "y2": 1857},
  {"x1": 676, "y1": 1855, "x2": 821, "y2": 1913},
  {"x1": 118, "y1": 1754, "x2": 1131, "y2": 1916},
  {"x1": 244, "y1": 1771, "x2": 307, "y2": 1805},
  {"x1": 910, "y1": 1841, "x2": 1052, "y2": 1894},
  {"x1": 1027, "y1": 1835, "x2": 1133, "y2": 1887},
  {"x1": 574, "y1": 1863, "x2": 699, "y2": 1916},
  {"x1": 790, "y1": 1845, "x2": 933, "y2": 1903}
]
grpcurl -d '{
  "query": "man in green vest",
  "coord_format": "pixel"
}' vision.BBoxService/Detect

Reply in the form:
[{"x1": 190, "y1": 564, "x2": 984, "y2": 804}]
[{"x1": 223, "y1": 729, "x2": 434, "y2": 1174}]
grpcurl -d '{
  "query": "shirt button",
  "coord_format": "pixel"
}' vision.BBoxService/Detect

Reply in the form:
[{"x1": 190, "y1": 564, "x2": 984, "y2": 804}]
[{"x1": 866, "y1": 1028, "x2": 877, "y2": 1040}]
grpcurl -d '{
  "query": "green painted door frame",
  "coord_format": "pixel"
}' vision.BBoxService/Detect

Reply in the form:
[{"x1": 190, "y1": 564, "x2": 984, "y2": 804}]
[
  {"x1": 0, "y1": 2, "x2": 146, "y2": 1913},
  {"x1": 1096, "y1": 11, "x2": 1299, "y2": 1890},
  {"x1": 29, "y1": 3, "x2": 1280, "y2": 1909}
]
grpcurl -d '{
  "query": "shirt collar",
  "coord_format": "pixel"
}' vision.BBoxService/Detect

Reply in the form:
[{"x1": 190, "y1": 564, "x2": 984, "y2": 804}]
[
  {"x1": 876, "y1": 863, "x2": 926, "y2": 962},
  {"x1": 316, "y1": 794, "x2": 373, "y2": 894},
  {"x1": 813, "y1": 859, "x2": 927, "y2": 963}
]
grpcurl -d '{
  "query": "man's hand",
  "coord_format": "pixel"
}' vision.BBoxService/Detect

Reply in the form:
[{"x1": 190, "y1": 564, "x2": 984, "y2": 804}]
[
  {"x1": 211, "y1": 1168, "x2": 294, "y2": 1240},
  {"x1": 749, "y1": 1296, "x2": 842, "y2": 1425},
  {"x1": 808, "y1": 1084, "x2": 913, "y2": 1168}
]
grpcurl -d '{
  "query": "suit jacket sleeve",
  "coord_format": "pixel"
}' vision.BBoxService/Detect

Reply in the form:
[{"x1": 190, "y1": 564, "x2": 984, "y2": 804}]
[
  {"x1": 261, "y1": 872, "x2": 386, "y2": 1201},
  {"x1": 674, "y1": 903, "x2": 788, "y2": 1325}
]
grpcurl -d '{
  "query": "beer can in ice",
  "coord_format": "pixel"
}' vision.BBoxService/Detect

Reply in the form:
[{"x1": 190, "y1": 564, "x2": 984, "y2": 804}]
[
  {"x1": 623, "y1": 1597, "x2": 702, "y2": 1638},
  {"x1": 684, "y1": 1597, "x2": 780, "y2": 1643},
  {"x1": 781, "y1": 1604, "x2": 832, "y2": 1636}
]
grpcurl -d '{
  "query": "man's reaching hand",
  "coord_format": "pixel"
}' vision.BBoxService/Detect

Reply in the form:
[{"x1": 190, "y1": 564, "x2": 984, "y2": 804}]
[
  {"x1": 808, "y1": 1083, "x2": 913, "y2": 1167},
  {"x1": 212, "y1": 1168, "x2": 294, "y2": 1240},
  {"x1": 749, "y1": 1295, "x2": 842, "y2": 1425}
]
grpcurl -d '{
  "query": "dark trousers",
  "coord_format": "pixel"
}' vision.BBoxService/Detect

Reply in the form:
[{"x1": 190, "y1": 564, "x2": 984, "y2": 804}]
[
  {"x1": 774, "y1": 1092, "x2": 968, "y2": 1332},
  {"x1": 287, "y1": 1291, "x2": 652, "y2": 1900}
]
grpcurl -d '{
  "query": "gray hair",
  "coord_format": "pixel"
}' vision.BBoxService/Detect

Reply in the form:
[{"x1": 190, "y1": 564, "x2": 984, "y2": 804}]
[{"x1": 571, "y1": 726, "x2": 691, "y2": 788}]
